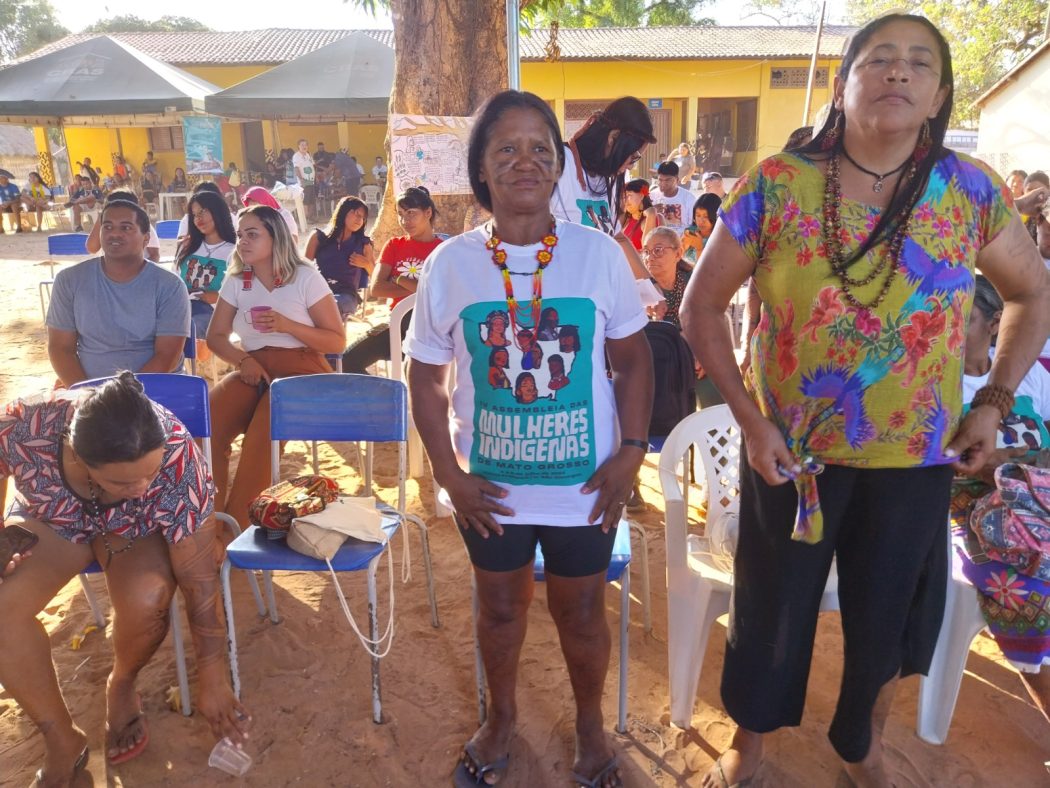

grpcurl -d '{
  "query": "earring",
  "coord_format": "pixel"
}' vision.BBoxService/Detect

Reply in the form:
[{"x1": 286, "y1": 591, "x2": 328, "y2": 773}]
[
  {"x1": 821, "y1": 111, "x2": 844, "y2": 151},
  {"x1": 913, "y1": 119, "x2": 932, "y2": 162}
]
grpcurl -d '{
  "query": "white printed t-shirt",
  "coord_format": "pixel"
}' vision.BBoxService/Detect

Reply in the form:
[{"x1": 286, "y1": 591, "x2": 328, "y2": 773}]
[
  {"x1": 650, "y1": 186, "x2": 696, "y2": 236},
  {"x1": 405, "y1": 220, "x2": 647, "y2": 526},
  {"x1": 550, "y1": 144, "x2": 619, "y2": 235},
  {"x1": 292, "y1": 151, "x2": 316, "y2": 186},
  {"x1": 216, "y1": 263, "x2": 331, "y2": 351}
]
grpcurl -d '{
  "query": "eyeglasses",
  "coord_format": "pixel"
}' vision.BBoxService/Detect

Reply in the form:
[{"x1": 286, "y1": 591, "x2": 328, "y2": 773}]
[
  {"x1": 856, "y1": 56, "x2": 940, "y2": 78},
  {"x1": 642, "y1": 245, "x2": 675, "y2": 257}
]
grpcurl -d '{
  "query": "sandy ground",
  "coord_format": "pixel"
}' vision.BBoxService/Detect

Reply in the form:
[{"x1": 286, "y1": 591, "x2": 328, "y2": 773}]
[{"x1": 1, "y1": 228, "x2": 1049, "y2": 787}]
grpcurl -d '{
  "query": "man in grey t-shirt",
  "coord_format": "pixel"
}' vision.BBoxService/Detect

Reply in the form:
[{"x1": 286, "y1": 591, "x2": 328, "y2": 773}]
[{"x1": 46, "y1": 200, "x2": 190, "y2": 386}]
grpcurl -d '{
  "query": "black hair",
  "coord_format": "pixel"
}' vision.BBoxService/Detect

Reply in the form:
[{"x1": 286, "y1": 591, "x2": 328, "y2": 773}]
[
  {"x1": 794, "y1": 13, "x2": 954, "y2": 270},
  {"x1": 396, "y1": 186, "x2": 438, "y2": 222},
  {"x1": 624, "y1": 178, "x2": 654, "y2": 212},
  {"x1": 557, "y1": 325, "x2": 581, "y2": 352},
  {"x1": 1026, "y1": 171, "x2": 1049, "y2": 188},
  {"x1": 320, "y1": 196, "x2": 369, "y2": 246},
  {"x1": 657, "y1": 161, "x2": 679, "y2": 177},
  {"x1": 571, "y1": 97, "x2": 656, "y2": 214},
  {"x1": 69, "y1": 371, "x2": 166, "y2": 467},
  {"x1": 192, "y1": 181, "x2": 222, "y2": 197},
  {"x1": 177, "y1": 190, "x2": 236, "y2": 268},
  {"x1": 488, "y1": 346, "x2": 508, "y2": 365},
  {"x1": 694, "y1": 193, "x2": 722, "y2": 226},
  {"x1": 468, "y1": 90, "x2": 565, "y2": 212},
  {"x1": 1008, "y1": 169, "x2": 1028, "y2": 181},
  {"x1": 101, "y1": 199, "x2": 150, "y2": 233},
  {"x1": 539, "y1": 307, "x2": 559, "y2": 330},
  {"x1": 104, "y1": 188, "x2": 138, "y2": 205},
  {"x1": 784, "y1": 126, "x2": 813, "y2": 151},
  {"x1": 972, "y1": 274, "x2": 1003, "y2": 321}
]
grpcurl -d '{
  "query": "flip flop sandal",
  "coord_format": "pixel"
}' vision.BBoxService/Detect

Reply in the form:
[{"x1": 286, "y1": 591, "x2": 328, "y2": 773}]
[
  {"x1": 571, "y1": 755, "x2": 623, "y2": 788},
  {"x1": 107, "y1": 711, "x2": 149, "y2": 766},
  {"x1": 451, "y1": 741, "x2": 510, "y2": 787},
  {"x1": 712, "y1": 755, "x2": 755, "y2": 788},
  {"x1": 34, "y1": 745, "x2": 88, "y2": 787}
]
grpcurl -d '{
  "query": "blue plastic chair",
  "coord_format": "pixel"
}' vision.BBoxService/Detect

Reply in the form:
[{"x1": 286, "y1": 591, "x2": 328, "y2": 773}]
[
  {"x1": 156, "y1": 220, "x2": 181, "y2": 239},
  {"x1": 71, "y1": 373, "x2": 265, "y2": 716},
  {"x1": 471, "y1": 522, "x2": 637, "y2": 734},
  {"x1": 220, "y1": 373, "x2": 439, "y2": 723},
  {"x1": 183, "y1": 321, "x2": 198, "y2": 376},
  {"x1": 38, "y1": 232, "x2": 90, "y2": 320}
]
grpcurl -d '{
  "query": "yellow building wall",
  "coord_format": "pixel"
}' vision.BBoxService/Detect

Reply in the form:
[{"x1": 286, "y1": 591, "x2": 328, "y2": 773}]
[{"x1": 182, "y1": 64, "x2": 271, "y2": 89}]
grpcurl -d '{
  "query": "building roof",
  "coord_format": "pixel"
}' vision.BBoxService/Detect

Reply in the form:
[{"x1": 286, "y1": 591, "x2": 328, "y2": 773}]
[
  {"x1": 14, "y1": 25, "x2": 854, "y2": 68},
  {"x1": 974, "y1": 38, "x2": 1050, "y2": 109}
]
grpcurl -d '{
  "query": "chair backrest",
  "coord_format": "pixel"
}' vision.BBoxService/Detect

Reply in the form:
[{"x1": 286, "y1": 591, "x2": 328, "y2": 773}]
[
  {"x1": 70, "y1": 373, "x2": 211, "y2": 439},
  {"x1": 659, "y1": 405, "x2": 742, "y2": 524},
  {"x1": 156, "y1": 220, "x2": 181, "y2": 239},
  {"x1": 360, "y1": 184, "x2": 380, "y2": 203},
  {"x1": 47, "y1": 233, "x2": 89, "y2": 256},
  {"x1": 270, "y1": 374, "x2": 407, "y2": 443},
  {"x1": 387, "y1": 294, "x2": 416, "y2": 383}
]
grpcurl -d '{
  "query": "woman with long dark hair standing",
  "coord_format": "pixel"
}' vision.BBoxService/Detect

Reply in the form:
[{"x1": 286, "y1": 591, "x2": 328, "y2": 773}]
[
  {"x1": 174, "y1": 190, "x2": 236, "y2": 338},
  {"x1": 304, "y1": 196, "x2": 375, "y2": 320},
  {"x1": 681, "y1": 14, "x2": 1050, "y2": 786}
]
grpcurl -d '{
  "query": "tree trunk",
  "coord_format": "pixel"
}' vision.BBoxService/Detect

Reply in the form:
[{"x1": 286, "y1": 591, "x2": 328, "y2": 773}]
[{"x1": 372, "y1": 1, "x2": 509, "y2": 245}]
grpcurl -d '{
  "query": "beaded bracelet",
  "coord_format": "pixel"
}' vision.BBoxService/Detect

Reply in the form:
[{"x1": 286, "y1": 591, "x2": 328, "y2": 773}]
[{"x1": 971, "y1": 383, "x2": 1015, "y2": 421}]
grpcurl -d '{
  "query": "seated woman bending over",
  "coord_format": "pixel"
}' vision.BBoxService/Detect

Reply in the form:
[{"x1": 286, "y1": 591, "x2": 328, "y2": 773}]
[
  {"x1": 341, "y1": 186, "x2": 443, "y2": 375},
  {"x1": 304, "y1": 195, "x2": 375, "y2": 321},
  {"x1": 206, "y1": 205, "x2": 345, "y2": 528},
  {"x1": 952, "y1": 275, "x2": 1050, "y2": 725},
  {"x1": 0, "y1": 372, "x2": 249, "y2": 785}
]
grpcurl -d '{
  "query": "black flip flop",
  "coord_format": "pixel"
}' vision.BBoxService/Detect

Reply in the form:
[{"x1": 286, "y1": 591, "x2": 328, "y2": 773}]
[
  {"x1": 451, "y1": 741, "x2": 510, "y2": 787},
  {"x1": 34, "y1": 745, "x2": 88, "y2": 787}
]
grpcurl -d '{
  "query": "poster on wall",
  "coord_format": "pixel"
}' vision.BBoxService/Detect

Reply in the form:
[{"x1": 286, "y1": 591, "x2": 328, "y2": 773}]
[
  {"x1": 182, "y1": 116, "x2": 224, "y2": 175},
  {"x1": 389, "y1": 114, "x2": 474, "y2": 196}
]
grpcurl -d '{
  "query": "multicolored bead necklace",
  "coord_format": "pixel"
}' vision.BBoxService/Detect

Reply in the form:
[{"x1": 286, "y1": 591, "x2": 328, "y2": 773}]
[
  {"x1": 486, "y1": 221, "x2": 558, "y2": 336},
  {"x1": 822, "y1": 152, "x2": 917, "y2": 310}
]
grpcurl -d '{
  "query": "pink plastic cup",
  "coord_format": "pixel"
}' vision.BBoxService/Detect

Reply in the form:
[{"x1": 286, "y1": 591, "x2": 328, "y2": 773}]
[{"x1": 249, "y1": 305, "x2": 272, "y2": 332}]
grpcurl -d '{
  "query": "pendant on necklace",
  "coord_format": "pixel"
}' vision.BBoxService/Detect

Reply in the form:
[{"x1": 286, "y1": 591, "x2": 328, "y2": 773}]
[{"x1": 872, "y1": 178, "x2": 885, "y2": 193}]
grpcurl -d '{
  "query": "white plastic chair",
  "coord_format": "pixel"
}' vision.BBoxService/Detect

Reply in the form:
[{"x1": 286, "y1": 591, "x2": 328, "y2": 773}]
[
  {"x1": 916, "y1": 527, "x2": 987, "y2": 744},
  {"x1": 659, "y1": 405, "x2": 839, "y2": 728},
  {"x1": 360, "y1": 184, "x2": 381, "y2": 215},
  {"x1": 387, "y1": 295, "x2": 424, "y2": 477}
]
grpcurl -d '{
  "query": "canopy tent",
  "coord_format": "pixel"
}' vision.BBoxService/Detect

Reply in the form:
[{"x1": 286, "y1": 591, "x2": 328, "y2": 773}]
[
  {"x1": 205, "y1": 32, "x2": 393, "y2": 122},
  {"x1": 0, "y1": 35, "x2": 219, "y2": 127}
]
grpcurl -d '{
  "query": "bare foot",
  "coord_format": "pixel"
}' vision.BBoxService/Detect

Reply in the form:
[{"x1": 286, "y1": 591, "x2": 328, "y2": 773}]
[
  {"x1": 572, "y1": 727, "x2": 620, "y2": 787},
  {"x1": 36, "y1": 725, "x2": 88, "y2": 788},
  {"x1": 701, "y1": 727, "x2": 763, "y2": 787},
  {"x1": 459, "y1": 715, "x2": 514, "y2": 786},
  {"x1": 842, "y1": 736, "x2": 891, "y2": 788},
  {"x1": 105, "y1": 675, "x2": 147, "y2": 763}
]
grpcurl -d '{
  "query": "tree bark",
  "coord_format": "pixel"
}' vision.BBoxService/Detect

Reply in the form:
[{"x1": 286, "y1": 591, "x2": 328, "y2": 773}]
[{"x1": 372, "y1": 1, "x2": 509, "y2": 245}]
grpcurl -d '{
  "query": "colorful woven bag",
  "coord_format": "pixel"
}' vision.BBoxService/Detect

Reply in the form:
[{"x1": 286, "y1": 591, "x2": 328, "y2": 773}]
[
  {"x1": 970, "y1": 462, "x2": 1050, "y2": 582},
  {"x1": 248, "y1": 475, "x2": 341, "y2": 538}
]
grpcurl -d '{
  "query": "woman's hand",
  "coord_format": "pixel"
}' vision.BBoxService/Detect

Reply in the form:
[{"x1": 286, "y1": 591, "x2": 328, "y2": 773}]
[
  {"x1": 444, "y1": 468, "x2": 513, "y2": 538},
  {"x1": 582, "y1": 446, "x2": 646, "y2": 532},
  {"x1": 237, "y1": 356, "x2": 270, "y2": 387},
  {"x1": 947, "y1": 405, "x2": 1006, "y2": 476},
  {"x1": 647, "y1": 300, "x2": 668, "y2": 321},
  {"x1": 197, "y1": 677, "x2": 252, "y2": 745},
  {"x1": 0, "y1": 550, "x2": 30, "y2": 582},
  {"x1": 967, "y1": 446, "x2": 1028, "y2": 485},
  {"x1": 263, "y1": 309, "x2": 296, "y2": 335},
  {"x1": 349, "y1": 252, "x2": 369, "y2": 270},
  {"x1": 740, "y1": 414, "x2": 799, "y2": 486}
]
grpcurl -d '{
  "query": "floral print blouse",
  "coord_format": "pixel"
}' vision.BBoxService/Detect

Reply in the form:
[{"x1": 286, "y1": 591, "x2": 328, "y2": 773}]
[{"x1": 720, "y1": 150, "x2": 1014, "y2": 542}]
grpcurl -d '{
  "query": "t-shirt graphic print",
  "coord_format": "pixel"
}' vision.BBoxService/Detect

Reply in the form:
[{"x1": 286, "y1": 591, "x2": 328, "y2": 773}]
[{"x1": 463, "y1": 298, "x2": 595, "y2": 487}]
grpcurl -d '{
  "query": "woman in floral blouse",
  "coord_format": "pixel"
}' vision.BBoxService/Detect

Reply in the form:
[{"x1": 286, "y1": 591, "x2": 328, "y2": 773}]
[{"x1": 681, "y1": 14, "x2": 1050, "y2": 787}]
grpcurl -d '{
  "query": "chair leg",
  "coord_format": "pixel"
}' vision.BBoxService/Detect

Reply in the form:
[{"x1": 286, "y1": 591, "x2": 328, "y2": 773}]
[
  {"x1": 39, "y1": 281, "x2": 53, "y2": 322},
  {"x1": 220, "y1": 559, "x2": 242, "y2": 700},
  {"x1": 627, "y1": 521, "x2": 652, "y2": 634},
  {"x1": 404, "y1": 513, "x2": 440, "y2": 628},
  {"x1": 617, "y1": 565, "x2": 630, "y2": 734},
  {"x1": 368, "y1": 556, "x2": 382, "y2": 724},
  {"x1": 471, "y1": 573, "x2": 488, "y2": 726},
  {"x1": 214, "y1": 513, "x2": 267, "y2": 618},
  {"x1": 263, "y1": 570, "x2": 279, "y2": 624},
  {"x1": 169, "y1": 594, "x2": 193, "y2": 717},
  {"x1": 78, "y1": 573, "x2": 106, "y2": 628},
  {"x1": 916, "y1": 579, "x2": 987, "y2": 745},
  {"x1": 668, "y1": 572, "x2": 730, "y2": 729}
]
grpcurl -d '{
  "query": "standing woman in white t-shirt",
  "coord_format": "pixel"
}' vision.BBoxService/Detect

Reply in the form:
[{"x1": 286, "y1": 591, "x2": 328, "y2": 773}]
[
  {"x1": 205, "y1": 205, "x2": 345, "y2": 528},
  {"x1": 551, "y1": 96, "x2": 656, "y2": 280},
  {"x1": 407, "y1": 90, "x2": 653, "y2": 788}
]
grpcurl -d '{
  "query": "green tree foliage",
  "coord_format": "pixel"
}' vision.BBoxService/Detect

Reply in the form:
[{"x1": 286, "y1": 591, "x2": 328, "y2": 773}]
[
  {"x1": 0, "y1": 0, "x2": 68, "y2": 61},
  {"x1": 846, "y1": 0, "x2": 1050, "y2": 125},
  {"x1": 85, "y1": 15, "x2": 211, "y2": 33},
  {"x1": 527, "y1": 0, "x2": 713, "y2": 27}
]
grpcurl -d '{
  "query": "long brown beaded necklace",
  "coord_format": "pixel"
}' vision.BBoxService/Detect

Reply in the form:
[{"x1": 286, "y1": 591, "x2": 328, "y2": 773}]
[{"x1": 822, "y1": 152, "x2": 918, "y2": 310}]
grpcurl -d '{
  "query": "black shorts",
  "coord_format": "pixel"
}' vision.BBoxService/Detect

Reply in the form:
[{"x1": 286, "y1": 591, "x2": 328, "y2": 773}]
[{"x1": 458, "y1": 520, "x2": 617, "y2": 578}]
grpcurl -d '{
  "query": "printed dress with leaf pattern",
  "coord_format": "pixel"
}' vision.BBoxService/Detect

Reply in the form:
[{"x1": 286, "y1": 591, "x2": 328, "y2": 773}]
[
  {"x1": 0, "y1": 390, "x2": 214, "y2": 544},
  {"x1": 720, "y1": 150, "x2": 1014, "y2": 543}
]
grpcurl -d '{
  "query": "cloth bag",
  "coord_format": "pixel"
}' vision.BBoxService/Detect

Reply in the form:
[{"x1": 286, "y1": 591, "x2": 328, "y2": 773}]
[
  {"x1": 970, "y1": 462, "x2": 1050, "y2": 581},
  {"x1": 286, "y1": 496, "x2": 387, "y2": 560}
]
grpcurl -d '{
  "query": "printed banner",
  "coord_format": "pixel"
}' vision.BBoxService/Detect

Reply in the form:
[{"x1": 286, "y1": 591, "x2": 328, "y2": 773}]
[
  {"x1": 182, "y1": 116, "x2": 224, "y2": 175},
  {"x1": 389, "y1": 114, "x2": 473, "y2": 196},
  {"x1": 461, "y1": 297, "x2": 596, "y2": 486}
]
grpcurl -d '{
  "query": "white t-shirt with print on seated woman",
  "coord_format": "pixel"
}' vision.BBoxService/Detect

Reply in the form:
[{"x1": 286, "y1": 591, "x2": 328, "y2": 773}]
[{"x1": 216, "y1": 264, "x2": 331, "y2": 351}]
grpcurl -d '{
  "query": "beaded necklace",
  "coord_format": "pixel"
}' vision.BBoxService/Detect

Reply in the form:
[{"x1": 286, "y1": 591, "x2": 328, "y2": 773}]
[
  {"x1": 485, "y1": 221, "x2": 558, "y2": 337},
  {"x1": 822, "y1": 152, "x2": 917, "y2": 310}
]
